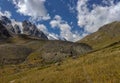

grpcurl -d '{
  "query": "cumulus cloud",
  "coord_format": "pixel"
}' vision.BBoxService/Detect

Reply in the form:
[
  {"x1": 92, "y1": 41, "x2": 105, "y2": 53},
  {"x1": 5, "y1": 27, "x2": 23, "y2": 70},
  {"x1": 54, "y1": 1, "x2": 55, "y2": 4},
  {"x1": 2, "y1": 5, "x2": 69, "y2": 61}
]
[
  {"x1": 37, "y1": 24, "x2": 61, "y2": 40},
  {"x1": 50, "y1": 15, "x2": 82, "y2": 41},
  {"x1": 76, "y1": 0, "x2": 120, "y2": 33},
  {"x1": 11, "y1": 0, "x2": 50, "y2": 21}
]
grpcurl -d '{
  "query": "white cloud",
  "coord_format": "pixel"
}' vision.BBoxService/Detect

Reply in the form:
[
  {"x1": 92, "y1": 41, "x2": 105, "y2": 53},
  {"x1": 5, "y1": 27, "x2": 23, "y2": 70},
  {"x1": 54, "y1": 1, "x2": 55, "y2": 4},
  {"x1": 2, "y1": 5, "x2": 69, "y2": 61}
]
[
  {"x1": 0, "y1": 10, "x2": 11, "y2": 18},
  {"x1": 37, "y1": 24, "x2": 61, "y2": 40},
  {"x1": 50, "y1": 15, "x2": 82, "y2": 42},
  {"x1": 50, "y1": 15, "x2": 62, "y2": 28},
  {"x1": 37, "y1": 24, "x2": 48, "y2": 33},
  {"x1": 76, "y1": 0, "x2": 120, "y2": 33},
  {"x1": 11, "y1": 0, "x2": 50, "y2": 21},
  {"x1": 68, "y1": 0, "x2": 77, "y2": 13}
]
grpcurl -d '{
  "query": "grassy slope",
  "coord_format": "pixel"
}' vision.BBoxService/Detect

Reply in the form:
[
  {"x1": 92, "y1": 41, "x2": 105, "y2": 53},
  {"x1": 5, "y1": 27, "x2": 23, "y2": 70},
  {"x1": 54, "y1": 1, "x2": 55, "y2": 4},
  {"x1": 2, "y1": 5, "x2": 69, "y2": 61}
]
[
  {"x1": 79, "y1": 21, "x2": 120, "y2": 49},
  {"x1": 0, "y1": 42, "x2": 120, "y2": 83}
]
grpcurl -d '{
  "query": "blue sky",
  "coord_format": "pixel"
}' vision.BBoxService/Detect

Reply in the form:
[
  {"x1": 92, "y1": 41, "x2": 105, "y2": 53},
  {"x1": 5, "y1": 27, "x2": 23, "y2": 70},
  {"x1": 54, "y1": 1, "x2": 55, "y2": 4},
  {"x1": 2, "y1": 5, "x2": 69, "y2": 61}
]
[{"x1": 0, "y1": 0, "x2": 120, "y2": 41}]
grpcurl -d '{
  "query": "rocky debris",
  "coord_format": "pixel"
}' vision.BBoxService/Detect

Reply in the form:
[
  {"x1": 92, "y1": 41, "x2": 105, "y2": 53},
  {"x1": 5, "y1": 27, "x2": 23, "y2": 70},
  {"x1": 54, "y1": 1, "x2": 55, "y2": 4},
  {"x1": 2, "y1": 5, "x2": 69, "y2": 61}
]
[
  {"x1": 0, "y1": 44, "x2": 32, "y2": 65},
  {"x1": 28, "y1": 41, "x2": 92, "y2": 64},
  {"x1": 55, "y1": 62, "x2": 61, "y2": 66}
]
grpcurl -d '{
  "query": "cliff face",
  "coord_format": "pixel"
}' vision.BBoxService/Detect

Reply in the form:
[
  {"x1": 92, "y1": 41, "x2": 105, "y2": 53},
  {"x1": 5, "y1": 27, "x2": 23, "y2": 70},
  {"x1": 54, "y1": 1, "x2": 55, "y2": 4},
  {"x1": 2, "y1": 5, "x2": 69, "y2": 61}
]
[{"x1": 0, "y1": 21, "x2": 11, "y2": 39}]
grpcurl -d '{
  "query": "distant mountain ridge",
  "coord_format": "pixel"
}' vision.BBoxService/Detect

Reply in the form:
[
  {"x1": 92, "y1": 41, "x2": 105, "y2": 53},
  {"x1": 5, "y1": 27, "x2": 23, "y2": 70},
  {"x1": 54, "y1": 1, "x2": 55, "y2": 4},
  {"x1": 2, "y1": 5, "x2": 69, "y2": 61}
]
[
  {"x1": 78, "y1": 21, "x2": 120, "y2": 49},
  {"x1": 0, "y1": 16, "x2": 48, "y2": 40},
  {"x1": 0, "y1": 15, "x2": 68, "y2": 41}
]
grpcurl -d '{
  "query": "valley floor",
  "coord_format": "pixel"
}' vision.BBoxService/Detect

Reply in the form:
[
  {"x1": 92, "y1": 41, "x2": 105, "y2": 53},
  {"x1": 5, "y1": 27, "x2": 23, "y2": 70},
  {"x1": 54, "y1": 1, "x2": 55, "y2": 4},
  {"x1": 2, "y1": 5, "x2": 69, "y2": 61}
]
[{"x1": 0, "y1": 43, "x2": 120, "y2": 83}]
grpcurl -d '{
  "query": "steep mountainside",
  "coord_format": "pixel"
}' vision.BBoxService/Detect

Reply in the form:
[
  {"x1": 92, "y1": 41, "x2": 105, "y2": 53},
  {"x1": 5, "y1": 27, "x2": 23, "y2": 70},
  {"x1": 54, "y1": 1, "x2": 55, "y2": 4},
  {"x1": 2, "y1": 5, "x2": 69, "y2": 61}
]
[
  {"x1": 0, "y1": 22, "x2": 11, "y2": 39},
  {"x1": 0, "y1": 15, "x2": 69, "y2": 41},
  {"x1": 0, "y1": 36, "x2": 120, "y2": 83},
  {"x1": 0, "y1": 20, "x2": 92, "y2": 65},
  {"x1": 0, "y1": 38, "x2": 92, "y2": 65},
  {"x1": 0, "y1": 16, "x2": 17, "y2": 34},
  {"x1": 22, "y1": 20, "x2": 48, "y2": 39},
  {"x1": 78, "y1": 21, "x2": 120, "y2": 49},
  {"x1": 0, "y1": 16, "x2": 48, "y2": 40}
]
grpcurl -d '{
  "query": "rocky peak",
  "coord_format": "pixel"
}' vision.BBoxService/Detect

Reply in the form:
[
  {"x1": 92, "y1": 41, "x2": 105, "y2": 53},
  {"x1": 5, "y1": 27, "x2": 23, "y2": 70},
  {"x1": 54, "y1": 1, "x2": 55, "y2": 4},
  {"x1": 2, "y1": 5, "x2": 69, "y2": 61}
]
[
  {"x1": 22, "y1": 20, "x2": 48, "y2": 39},
  {"x1": 0, "y1": 16, "x2": 48, "y2": 40},
  {"x1": 0, "y1": 16, "x2": 11, "y2": 25},
  {"x1": 0, "y1": 22, "x2": 11, "y2": 39},
  {"x1": 0, "y1": 16, "x2": 15, "y2": 35}
]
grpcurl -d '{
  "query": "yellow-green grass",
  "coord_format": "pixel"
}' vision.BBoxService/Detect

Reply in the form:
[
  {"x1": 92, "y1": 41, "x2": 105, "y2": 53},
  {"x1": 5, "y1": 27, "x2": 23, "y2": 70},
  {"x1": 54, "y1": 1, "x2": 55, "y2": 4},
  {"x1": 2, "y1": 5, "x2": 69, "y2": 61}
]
[
  {"x1": 81, "y1": 34, "x2": 120, "y2": 50},
  {"x1": 79, "y1": 21, "x2": 120, "y2": 50},
  {"x1": 0, "y1": 43, "x2": 120, "y2": 83}
]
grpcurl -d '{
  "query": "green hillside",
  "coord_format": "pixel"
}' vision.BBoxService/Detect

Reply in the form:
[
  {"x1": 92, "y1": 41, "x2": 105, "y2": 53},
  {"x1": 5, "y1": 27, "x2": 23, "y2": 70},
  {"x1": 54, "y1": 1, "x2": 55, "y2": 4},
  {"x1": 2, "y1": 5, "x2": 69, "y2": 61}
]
[
  {"x1": 79, "y1": 21, "x2": 120, "y2": 49},
  {"x1": 0, "y1": 40, "x2": 120, "y2": 83}
]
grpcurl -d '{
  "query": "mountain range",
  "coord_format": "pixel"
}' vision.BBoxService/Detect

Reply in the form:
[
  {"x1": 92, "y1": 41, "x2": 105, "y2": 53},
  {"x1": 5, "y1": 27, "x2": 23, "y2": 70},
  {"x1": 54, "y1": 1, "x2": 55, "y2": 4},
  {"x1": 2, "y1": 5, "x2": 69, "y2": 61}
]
[
  {"x1": 0, "y1": 15, "x2": 92, "y2": 65},
  {"x1": 0, "y1": 16, "x2": 67, "y2": 41}
]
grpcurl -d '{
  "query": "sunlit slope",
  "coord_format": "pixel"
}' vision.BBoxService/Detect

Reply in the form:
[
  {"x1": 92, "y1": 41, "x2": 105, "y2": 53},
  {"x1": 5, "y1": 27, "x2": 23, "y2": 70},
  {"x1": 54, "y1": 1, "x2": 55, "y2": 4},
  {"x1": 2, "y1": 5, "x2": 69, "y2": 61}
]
[
  {"x1": 79, "y1": 21, "x2": 120, "y2": 49},
  {"x1": 1, "y1": 41, "x2": 120, "y2": 83}
]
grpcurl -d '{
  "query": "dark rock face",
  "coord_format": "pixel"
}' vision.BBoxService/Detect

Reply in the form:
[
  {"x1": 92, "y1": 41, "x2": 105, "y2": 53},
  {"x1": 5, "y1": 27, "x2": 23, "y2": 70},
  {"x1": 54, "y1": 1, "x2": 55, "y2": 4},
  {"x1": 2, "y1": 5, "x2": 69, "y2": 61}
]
[
  {"x1": 22, "y1": 20, "x2": 33, "y2": 35},
  {"x1": 6, "y1": 24, "x2": 15, "y2": 34},
  {"x1": 0, "y1": 16, "x2": 11, "y2": 25},
  {"x1": 0, "y1": 16, "x2": 15, "y2": 34},
  {"x1": 22, "y1": 20, "x2": 48, "y2": 40},
  {"x1": 14, "y1": 24, "x2": 21, "y2": 34},
  {"x1": 0, "y1": 22, "x2": 11, "y2": 39}
]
